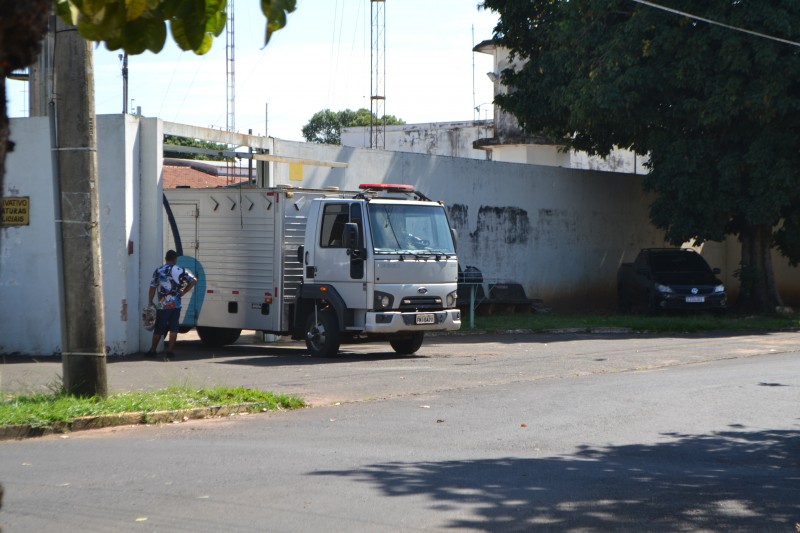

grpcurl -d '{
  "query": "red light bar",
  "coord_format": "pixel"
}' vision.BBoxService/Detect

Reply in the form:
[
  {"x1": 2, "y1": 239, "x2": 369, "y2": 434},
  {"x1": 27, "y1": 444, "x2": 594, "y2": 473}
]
[{"x1": 359, "y1": 183, "x2": 415, "y2": 192}]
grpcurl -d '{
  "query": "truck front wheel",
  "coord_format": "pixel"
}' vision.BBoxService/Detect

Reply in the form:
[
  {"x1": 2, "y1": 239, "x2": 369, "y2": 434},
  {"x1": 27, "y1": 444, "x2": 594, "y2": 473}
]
[
  {"x1": 305, "y1": 309, "x2": 341, "y2": 357},
  {"x1": 390, "y1": 332, "x2": 424, "y2": 355},
  {"x1": 196, "y1": 326, "x2": 242, "y2": 347}
]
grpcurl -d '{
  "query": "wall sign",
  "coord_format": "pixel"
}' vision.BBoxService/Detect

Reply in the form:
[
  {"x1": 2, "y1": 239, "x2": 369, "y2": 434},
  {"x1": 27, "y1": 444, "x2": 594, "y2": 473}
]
[{"x1": 1, "y1": 197, "x2": 30, "y2": 226}]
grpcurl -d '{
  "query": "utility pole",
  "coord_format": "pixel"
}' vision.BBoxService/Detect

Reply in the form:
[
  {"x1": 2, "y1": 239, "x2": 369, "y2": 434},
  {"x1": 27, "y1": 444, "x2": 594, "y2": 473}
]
[
  {"x1": 226, "y1": 0, "x2": 235, "y2": 132},
  {"x1": 370, "y1": 0, "x2": 386, "y2": 149},
  {"x1": 120, "y1": 53, "x2": 128, "y2": 114},
  {"x1": 53, "y1": 17, "x2": 108, "y2": 397}
]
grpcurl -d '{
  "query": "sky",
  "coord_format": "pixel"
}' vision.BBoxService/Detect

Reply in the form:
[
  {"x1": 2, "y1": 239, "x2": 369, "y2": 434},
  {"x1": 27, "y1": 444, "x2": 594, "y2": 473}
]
[{"x1": 6, "y1": 0, "x2": 499, "y2": 142}]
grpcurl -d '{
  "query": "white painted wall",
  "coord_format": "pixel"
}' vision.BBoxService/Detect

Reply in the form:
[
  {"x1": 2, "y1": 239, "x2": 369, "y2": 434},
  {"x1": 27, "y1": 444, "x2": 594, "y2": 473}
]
[
  {"x1": 342, "y1": 121, "x2": 494, "y2": 160},
  {"x1": 1, "y1": 115, "x2": 162, "y2": 356},
  {"x1": 3, "y1": 116, "x2": 798, "y2": 356},
  {"x1": 1, "y1": 117, "x2": 62, "y2": 355},
  {"x1": 270, "y1": 139, "x2": 667, "y2": 309}
]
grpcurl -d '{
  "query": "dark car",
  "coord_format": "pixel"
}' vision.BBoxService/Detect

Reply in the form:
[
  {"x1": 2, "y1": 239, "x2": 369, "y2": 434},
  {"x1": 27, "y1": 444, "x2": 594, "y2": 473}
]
[{"x1": 617, "y1": 248, "x2": 727, "y2": 313}]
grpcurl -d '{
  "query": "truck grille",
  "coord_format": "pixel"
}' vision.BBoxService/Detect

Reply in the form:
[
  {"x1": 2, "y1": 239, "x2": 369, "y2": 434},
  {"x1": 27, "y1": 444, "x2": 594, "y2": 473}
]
[{"x1": 398, "y1": 296, "x2": 443, "y2": 311}]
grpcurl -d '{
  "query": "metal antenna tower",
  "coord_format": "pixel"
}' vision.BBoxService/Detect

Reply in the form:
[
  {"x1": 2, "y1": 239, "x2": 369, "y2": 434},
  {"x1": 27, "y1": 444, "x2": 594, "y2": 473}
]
[
  {"x1": 226, "y1": 0, "x2": 236, "y2": 132},
  {"x1": 370, "y1": 0, "x2": 385, "y2": 149}
]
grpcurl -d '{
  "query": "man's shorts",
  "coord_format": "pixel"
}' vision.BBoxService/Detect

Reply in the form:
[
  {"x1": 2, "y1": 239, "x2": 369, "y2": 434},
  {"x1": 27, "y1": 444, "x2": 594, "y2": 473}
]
[{"x1": 154, "y1": 308, "x2": 181, "y2": 336}]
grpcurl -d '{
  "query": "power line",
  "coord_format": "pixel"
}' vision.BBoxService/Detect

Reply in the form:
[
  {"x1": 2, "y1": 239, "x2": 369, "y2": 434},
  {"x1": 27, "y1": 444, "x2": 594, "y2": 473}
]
[{"x1": 631, "y1": 0, "x2": 800, "y2": 48}]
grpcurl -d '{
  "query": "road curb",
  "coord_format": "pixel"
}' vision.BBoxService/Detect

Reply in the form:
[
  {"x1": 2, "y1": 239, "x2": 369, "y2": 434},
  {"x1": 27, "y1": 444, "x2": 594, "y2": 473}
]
[
  {"x1": 541, "y1": 327, "x2": 635, "y2": 334},
  {"x1": 0, "y1": 403, "x2": 261, "y2": 441}
]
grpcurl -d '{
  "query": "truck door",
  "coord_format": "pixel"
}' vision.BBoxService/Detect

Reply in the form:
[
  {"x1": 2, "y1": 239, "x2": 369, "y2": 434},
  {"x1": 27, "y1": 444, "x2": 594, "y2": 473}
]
[{"x1": 310, "y1": 201, "x2": 367, "y2": 311}]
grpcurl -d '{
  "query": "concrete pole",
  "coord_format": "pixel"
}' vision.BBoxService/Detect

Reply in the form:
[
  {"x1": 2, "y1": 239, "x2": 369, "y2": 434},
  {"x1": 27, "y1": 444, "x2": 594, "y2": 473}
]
[
  {"x1": 53, "y1": 18, "x2": 108, "y2": 397},
  {"x1": 121, "y1": 53, "x2": 128, "y2": 114}
]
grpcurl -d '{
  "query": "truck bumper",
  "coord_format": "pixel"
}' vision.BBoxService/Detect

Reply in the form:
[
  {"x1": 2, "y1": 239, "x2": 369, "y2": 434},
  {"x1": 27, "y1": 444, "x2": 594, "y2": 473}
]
[{"x1": 365, "y1": 309, "x2": 461, "y2": 334}]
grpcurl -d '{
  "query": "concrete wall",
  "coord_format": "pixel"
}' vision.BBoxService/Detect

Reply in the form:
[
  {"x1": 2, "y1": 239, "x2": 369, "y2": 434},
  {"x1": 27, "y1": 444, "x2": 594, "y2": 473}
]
[
  {"x1": 4, "y1": 117, "x2": 799, "y2": 356},
  {"x1": 270, "y1": 139, "x2": 668, "y2": 310},
  {"x1": 1, "y1": 117, "x2": 62, "y2": 354},
  {"x1": 1, "y1": 115, "x2": 162, "y2": 356},
  {"x1": 343, "y1": 117, "x2": 647, "y2": 174},
  {"x1": 342, "y1": 121, "x2": 493, "y2": 160}
]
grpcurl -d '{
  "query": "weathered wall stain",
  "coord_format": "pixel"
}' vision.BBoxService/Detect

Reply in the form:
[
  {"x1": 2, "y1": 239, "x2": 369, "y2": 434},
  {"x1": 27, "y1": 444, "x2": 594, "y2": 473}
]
[
  {"x1": 448, "y1": 204, "x2": 469, "y2": 235},
  {"x1": 534, "y1": 208, "x2": 576, "y2": 246},
  {"x1": 476, "y1": 206, "x2": 530, "y2": 245},
  {"x1": 448, "y1": 204, "x2": 530, "y2": 247}
]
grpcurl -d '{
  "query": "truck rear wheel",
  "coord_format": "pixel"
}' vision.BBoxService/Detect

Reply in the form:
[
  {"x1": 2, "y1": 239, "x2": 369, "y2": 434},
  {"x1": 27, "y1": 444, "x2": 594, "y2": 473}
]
[
  {"x1": 305, "y1": 309, "x2": 341, "y2": 357},
  {"x1": 197, "y1": 326, "x2": 242, "y2": 347},
  {"x1": 390, "y1": 332, "x2": 424, "y2": 355}
]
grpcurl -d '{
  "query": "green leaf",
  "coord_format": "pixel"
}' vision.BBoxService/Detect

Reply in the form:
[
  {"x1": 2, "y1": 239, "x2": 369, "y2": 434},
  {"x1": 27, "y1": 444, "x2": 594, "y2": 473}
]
[
  {"x1": 261, "y1": 0, "x2": 296, "y2": 45},
  {"x1": 56, "y1": 0, "x2": 290, "y2": 55},
  {"x1": 125, "y1": 0, "x2": 149, "y2": 21}
]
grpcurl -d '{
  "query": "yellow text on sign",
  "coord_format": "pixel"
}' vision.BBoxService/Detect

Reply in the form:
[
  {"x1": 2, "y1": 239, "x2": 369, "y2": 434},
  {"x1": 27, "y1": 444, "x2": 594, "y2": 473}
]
[{"x1": 1, "y1": 197, "x2": 30, "y2": 226}]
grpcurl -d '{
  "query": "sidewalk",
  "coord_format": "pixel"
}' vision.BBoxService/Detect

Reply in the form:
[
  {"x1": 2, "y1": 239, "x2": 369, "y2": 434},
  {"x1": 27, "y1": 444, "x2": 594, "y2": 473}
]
[{"x1": 4, "y1": 330, "x2": 799, "y2": 406}]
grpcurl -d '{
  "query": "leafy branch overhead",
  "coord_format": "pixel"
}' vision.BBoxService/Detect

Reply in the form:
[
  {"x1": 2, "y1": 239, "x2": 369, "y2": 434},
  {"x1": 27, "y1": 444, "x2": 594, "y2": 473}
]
[{"x1": 54, "y1": 0, "x2": 296, "y2": 55}]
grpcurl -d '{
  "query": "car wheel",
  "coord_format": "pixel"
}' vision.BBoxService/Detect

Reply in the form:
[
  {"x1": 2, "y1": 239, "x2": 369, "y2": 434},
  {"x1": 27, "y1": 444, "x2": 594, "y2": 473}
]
[
  {"x1": 617, "y1": 289, "x2": 632, "y2": 314},
  {"x1": 197, "y1": 326, "x2": 242, "y2": 347},
  {"x1": 390, "y1": 332, "x2": 425, "y2": 355},
  {"x1": 645, "y1": 292, "x2": 660, "y2": 315},
  {"x1": 305, "y1": 308, "x2": 341, "y2": 357}
]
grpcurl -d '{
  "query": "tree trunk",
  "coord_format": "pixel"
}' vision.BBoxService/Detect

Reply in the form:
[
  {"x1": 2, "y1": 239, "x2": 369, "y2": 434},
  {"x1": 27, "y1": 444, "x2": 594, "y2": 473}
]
[
  {"x1": 54, "y1": 18, "x2": 108, "y2": 398},
  {"x1": 736, "y1": 223, "x2": 783, "y2": 313},
  {"x1": 0, "y1": 71, "x2": 8, "y2": 207},
  {"x1": 0, "y1": 0, "x2": 51, "y2": 236}
]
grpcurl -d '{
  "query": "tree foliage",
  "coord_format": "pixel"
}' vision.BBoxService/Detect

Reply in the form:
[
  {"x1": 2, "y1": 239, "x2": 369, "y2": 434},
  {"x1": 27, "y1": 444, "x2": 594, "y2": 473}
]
[
  {"x1": 164, "y1": 135, "x2": 228, "y2": 161},
  {"x1": 482, "y1": 0, "x2": 800, "y2": 310},
  {"x1": 55, "y1": 0, "x2": 296, "y2": 54},
  {"x1": 302, "y1": 108, "x2": 406, "y2": 145}
]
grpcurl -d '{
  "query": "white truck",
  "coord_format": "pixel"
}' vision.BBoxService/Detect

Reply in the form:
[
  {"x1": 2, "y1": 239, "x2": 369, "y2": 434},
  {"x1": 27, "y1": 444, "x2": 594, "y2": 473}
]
[{"x1": 162, "y1": 183, "x2": 461, "y2": 356}]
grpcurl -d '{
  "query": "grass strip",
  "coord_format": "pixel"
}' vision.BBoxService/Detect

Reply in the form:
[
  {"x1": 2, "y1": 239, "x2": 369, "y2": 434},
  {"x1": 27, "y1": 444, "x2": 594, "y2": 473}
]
[
  {"x1": 470, "y1": 312, "x2": 800, "y2": 334},
  {"x1": 0, "y1": 386, "x2": 304, "y2": 429}
]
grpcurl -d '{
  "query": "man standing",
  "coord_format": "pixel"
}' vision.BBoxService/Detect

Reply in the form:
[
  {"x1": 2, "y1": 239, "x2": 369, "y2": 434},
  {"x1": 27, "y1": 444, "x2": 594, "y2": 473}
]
[{"x1": 147, "y1": 249, "x2": 197, "y2": 358}]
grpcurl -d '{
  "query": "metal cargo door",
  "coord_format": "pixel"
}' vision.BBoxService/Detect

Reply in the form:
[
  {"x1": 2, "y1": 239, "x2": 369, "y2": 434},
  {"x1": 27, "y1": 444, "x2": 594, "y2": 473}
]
[
  {"x1": 163, "y1": 201, "x2": 200, "y2": 326},
  {"x1": 193, "y1": 191, "x2": 278, "y2": 331}
]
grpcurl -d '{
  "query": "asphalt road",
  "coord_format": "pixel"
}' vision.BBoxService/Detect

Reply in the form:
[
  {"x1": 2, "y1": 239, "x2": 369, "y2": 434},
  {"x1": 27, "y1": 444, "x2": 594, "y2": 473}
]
[{"x1": 1, "y1": 332, "x2": 799, "y2": 531}]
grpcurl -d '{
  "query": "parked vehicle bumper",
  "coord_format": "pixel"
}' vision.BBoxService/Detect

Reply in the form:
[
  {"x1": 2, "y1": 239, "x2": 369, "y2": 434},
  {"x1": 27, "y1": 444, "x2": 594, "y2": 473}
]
[
  {"x1": 365, "y1": 309, "x2": 461, "y2": 334},
  {"x1": 653, "y1": 293, "x2": 727, "y2": 310}
]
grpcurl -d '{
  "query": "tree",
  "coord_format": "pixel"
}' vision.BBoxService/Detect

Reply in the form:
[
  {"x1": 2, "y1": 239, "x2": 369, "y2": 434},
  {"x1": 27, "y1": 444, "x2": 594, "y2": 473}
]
[
  {"x1": 302, "y1": 108, "x2": 405, "y2": 144},
  {"x1": 164, "y1": 135, "x2": 229, "y2": 161},
  {"x1": 0, "y1": 0, "x2": 295, "y2": 396},
  {"x1": 481, "y1": 0, "x2": 800, "y2": 312}
]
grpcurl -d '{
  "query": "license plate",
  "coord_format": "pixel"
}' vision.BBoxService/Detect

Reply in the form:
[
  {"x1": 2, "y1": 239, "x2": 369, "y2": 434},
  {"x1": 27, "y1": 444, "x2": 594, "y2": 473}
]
[
  {"x1": 416, "y1": 313, "x2": 435, "y2": 325},
  {"x1": 685, "y1": 296, "x2": 705, "y2": 303}
]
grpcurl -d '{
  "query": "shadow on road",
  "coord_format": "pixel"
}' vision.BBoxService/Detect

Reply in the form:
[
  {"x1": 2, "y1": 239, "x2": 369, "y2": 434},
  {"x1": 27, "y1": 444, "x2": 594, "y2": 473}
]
[
  {"x1": 442, "y1": 329, "x2": 789, "y2": 346},
  {"x1": 311, "y1": 428, "x2": 800, "y2": 531}
]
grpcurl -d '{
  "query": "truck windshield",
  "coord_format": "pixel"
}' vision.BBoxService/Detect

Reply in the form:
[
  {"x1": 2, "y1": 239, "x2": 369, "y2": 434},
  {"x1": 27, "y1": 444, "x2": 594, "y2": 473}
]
[{"x1": 367, "y1": 203, "x2": 456, "y2": 255}]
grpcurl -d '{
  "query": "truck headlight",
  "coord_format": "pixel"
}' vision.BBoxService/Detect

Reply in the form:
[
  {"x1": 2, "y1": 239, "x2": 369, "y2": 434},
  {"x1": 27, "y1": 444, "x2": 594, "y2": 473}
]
[
  {"x1": 655, "y1": 283, "x2": 674, "y2": 294},
  {"x1": 374, "y1": 291, "x2": 393, "y2": 310},
  {"x1": 446, "y1": 290, "x2": 458, "y2": 308},
  {"x1": 714, "y1": 284, "x2": 725, "y2": 293}
]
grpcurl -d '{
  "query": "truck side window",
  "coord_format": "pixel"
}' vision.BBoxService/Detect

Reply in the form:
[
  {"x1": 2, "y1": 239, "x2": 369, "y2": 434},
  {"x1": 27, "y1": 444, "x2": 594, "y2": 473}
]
[{"x1": 320, "y1": 203, "x2": 349, "y2": 248}]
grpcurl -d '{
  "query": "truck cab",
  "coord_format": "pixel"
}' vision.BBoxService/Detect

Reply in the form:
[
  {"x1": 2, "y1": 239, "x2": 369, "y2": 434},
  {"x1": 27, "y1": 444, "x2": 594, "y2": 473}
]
[{"x1": 295, "y1": 184, "x2": 461, "y2": 356}]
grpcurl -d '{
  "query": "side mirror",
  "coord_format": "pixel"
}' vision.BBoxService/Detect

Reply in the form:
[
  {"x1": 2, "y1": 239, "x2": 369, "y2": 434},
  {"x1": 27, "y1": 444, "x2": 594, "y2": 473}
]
[
  {"x1": 343, "y1": 223, "x2": 359, "y2": 249},
  {"x1": 713, "y1": 267, "x2": 721, "y2": 275},
  {"x1": 450, "y1": 228, "x2": 458, "y2": 252}
]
